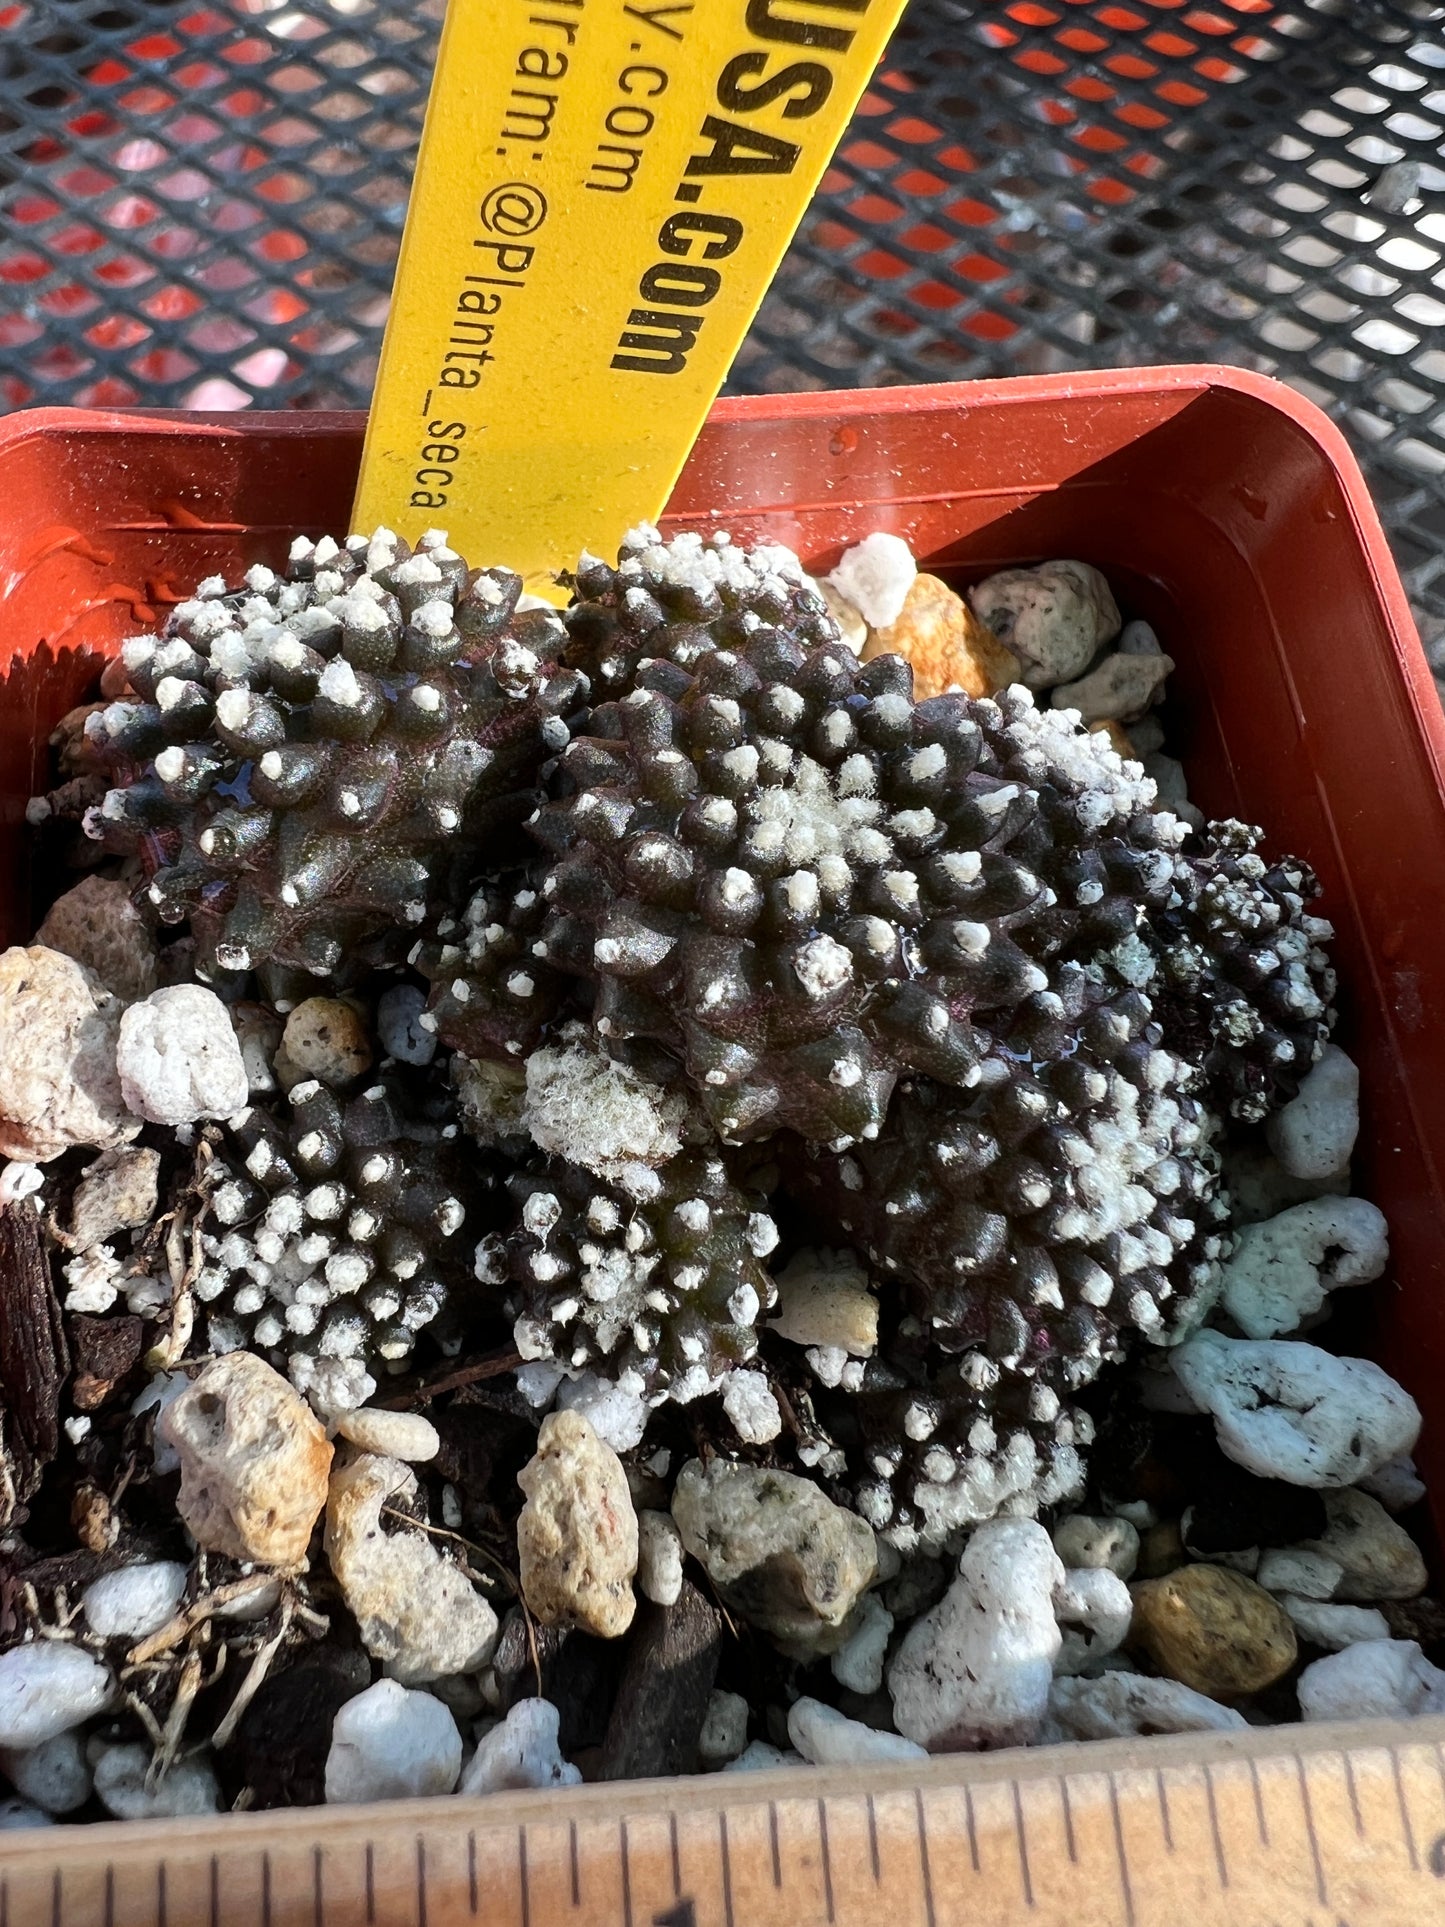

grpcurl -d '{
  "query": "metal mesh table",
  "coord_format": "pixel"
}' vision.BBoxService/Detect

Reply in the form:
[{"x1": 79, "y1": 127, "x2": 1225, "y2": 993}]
[{"x1": 3, "y1": 0, "x2": 1443, "y2": 661}]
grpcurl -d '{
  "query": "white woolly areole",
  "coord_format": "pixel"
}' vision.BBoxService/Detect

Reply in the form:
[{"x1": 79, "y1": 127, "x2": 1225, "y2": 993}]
[
  {"x1": 522, "y1": 1028, "x2": 690, "y2": 1196},
  {"x1": 319, "y1": 658, "x2": 363, "y2": 706}
]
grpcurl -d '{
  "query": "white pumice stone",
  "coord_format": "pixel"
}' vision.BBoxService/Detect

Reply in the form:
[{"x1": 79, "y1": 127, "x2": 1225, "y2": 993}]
[
  {"x1": 1255, "y1": 1548, "x2": 1344, "y2": 1601},
  {"x1": 376, "y1": 984, "x2": 437, "y2": 1066},
  {"x1": 1050, "y1": 1514, "x2": 1139, "y2": 1580},
  {"x1": 92, "y1": 1743, "x2": 220, "y2": 1820},
  {"x1": 722, "y1": 1741, "x2": 804, "y2": 1773},
  {"x1": 117, "y1": 985, "x2": 250, "y2": 1126},
  {"x1": 82, "y1": 1561, "x2": 189, "y2": 1640},
  {"x1": 636, "y1": 1510, "x2": 684, "y2": 1608},
  {"x1": 1279, "y1": 1597, "x2": 1391, "y2": 1651},
  {"x1": 829, "y1": 1592, "x2": 895, "y2": 1696},
  {"x1": 0, "y1": 1798, "x2": 54, "y2": 1828},
  {"x1": 698, "y1": 1690, "x2": 751, "y2": 1766},
  {"x1": 1265, "y1": 1044, "x2": 1359, "y2": 1181},
  {"x1": 827, "y1": 532, "x2": 917, "y2": 629},
  {"x1": 0, "y1": 1729, "x2": 92, "y2": 1814},
  {"x1": 457, "y1": 1698, "x2": 581, "y2": 1795},
  {"x1": 888, "y1": 1519, "x2": 1064, "y2": 1750},
  {"x1": 1171, "y1": 1330, "x2": 1421, "y2": 1487},
  {"x1": 788, "y1": 1697, "x2": 927, "y2": 1766},
  {"x1": 335, "y1": 1407, "x2": 441, "y2": 1463},
  {"x1": 555, "y1": 1372, "x2": 649, "y2": 1454},
  {"x1": 1360, "y1": 1455, "x2": 1428, "y2": 1513},
  {"x1": 721, "y1": 1369, "x2": 782, "y2": 1444},
  {"x1": 1044, "y1": 1673, "x2": 1247, "y2": 1742},
  {"x1": 0, "y1": 1644, "x2": 113, "y2": 1749},
  {"x1": 1297, "y1": 1639, "x2": 1445, "y2": 1723},
  {"x1": 1218, "y1": 1196, "x2": 1388, "y2": 1339},
  {"x1": 324, "y1": 1680, "x2": 462, "y2": 1803},
  {"x1": 1296, "y1": 1488, "x2": 1428, "y2": 1601},
  {"x1": 1052, "y1": 1566, "x2": 1133, "y2": 1676}
]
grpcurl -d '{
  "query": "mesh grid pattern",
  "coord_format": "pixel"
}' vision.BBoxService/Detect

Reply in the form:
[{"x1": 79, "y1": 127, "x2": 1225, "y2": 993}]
[{"x1": 2, "y1": 0, "x2": 1443, "y2": 652}]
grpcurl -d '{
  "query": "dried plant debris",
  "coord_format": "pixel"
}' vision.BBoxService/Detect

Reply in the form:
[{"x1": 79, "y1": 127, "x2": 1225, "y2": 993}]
[{"x1": 1, "y1": 521, "x2": 1428, "y2": 1822}]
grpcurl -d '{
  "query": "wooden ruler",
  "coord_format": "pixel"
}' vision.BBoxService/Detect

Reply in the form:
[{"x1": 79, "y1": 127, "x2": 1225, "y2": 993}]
[{"x1": 5, "y1": 1717, "x2": 1445, "y2": 1925}]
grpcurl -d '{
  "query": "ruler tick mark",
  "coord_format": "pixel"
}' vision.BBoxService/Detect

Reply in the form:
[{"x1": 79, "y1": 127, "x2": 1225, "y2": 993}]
[
  {"x1": 719, "y1": 1812, "x2": 735, "y2": 1927},
  {"x1": 1, "y1": 1872, "x2": 6, "y2": 1927},
  {"x1": 1107, "y1": 1774, "x2": 1136, "y2": 1927},
  {"x1": 620, "y1": 1819, "x2": 633, "y2": 1927},
  {"x1": 866, "y1": 1793, "x2": 881, "y2": 1883},
  {"x1": 768, "y1": 1802, "x2": 782, "y2": 1889},
  {"x1": 1248, "y1": 1758, "x2": 1269, "y2": 1847},
  {"x1": 1344, "y1": 1751, "x2": 1363, "y2": 1836},
  {"x1": 417, "y1": 1834, "x2": 429, "y2": 1927},
  {"x1": 314, "y1": 1843, "x2": 325, "y2": 1927},
  {"x1": 520, "y1": 1826, "x2": 532, "y2": 1927},
  {"x1": 1391, "y1": 1747, "x2": 1419, "y2": 1869},
  {"x1": 104, "y1": 1866, "x2": 115, "y2": 1927},
  {"x1": 818, "y1": 1799, "x2": 836, "y2": 1923},
  {"x1": 963, "y1": 1782, "x2": 980, "y2": 1873},
  {"x1": 1155, "y1": 1771, "x2": 1173, "y2": 1852},
  {"x1": 1060, "y1": 1777, "x2": 1078, "y2": 1864},
  {"x1": 51, "y1": 1868, "x2": 60, "y2": 1927},
  {"x1": 1012, "y1": 1781, "x2": 1034, "y2": 1907},
  {"x1": 158, "y1": 1864, "x2": 167, "y2": 1927},
  {"x1": 569, "y1": 1820, "x2": 581, "y2": 1907},
  {"x1": 469, "y1": 1832, "x2": 478, "y2": 1915},
  {"x1": 1296, "y1": 1754, "x2": 1328, "y2": 1906},
  {"x1": 669, "y1": 1812, "x2": 681, "y2": 1899},
  {"x1": 262, "y1": 1851, "x2": 272, "y2": 1927},
  {"x1": 1203, "y1": 1764, "x2": 1228, "y2": 1889},
  {"x1": 915, "y1": 1789, "x2": 937, "y2": 1927},
  {"x1": 365, "y1": 1843, "x2": 376, "y2": 1923},
  {"x1": 210, "y1": 1854, "x2": 221, "y2": 1927}
]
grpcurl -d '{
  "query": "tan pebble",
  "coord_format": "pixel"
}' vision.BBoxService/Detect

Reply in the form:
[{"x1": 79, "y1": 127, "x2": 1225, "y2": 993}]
[
  {"x1": 68, "y1": 1145, "x2": 161, "y2": 1251},
  {"x1": 275, "y1": 997, "x2": 373, "y2": 1092},
  {"x1": 326, "y1": 1454, "x2": 498, "y2": 1681},
  {"x1": 770, "y1": 1247, "x2": 878, "y2": 1356},
  {"x1": 1300, "y1": 1488, "x2": 1427, "y2": 1602},
  {"x1": 672, "y1": 1458, "x2": 877, "y2": 1653},
  {"x1": 1052, "y1": 648, "x2": 1174, "y2": 724},
  {"x1": 159, "y1": 1352, "x2": 332, "y2": 1567},
  {"x1": 1129, "y1": 1563, "x2": 1297, "y2": 1698},
  {"x1": 37, "y1": 877, "x2": 159, "y2": 1005},
  {"x1": 336, "y1": 1406, "x2": 440, "y2": 1463},
  {"x1": 863, "y1": 573, "x2": 1020, "y2": 700},
  {"x1": 1090, "y1": 719, "x2": 1136, "y2": 759},
  {"x1": 517, "y1": 1410, "x2": 638, "y2": 1639},
  {"x1": 99, "y1": 656, "x2": 134, "y2": 699},
  {"x1": 0, "y1": 946, "x2": 137, "y2": 1161},
  {"x1": 49, "y1": 703, "x2": 108, "y2": 777}
]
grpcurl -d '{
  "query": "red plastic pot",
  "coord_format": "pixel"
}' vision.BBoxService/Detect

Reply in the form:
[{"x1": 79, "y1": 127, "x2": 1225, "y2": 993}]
[{"x1": 1, "y1": 368, "x2": 1442, "y2": 1535}]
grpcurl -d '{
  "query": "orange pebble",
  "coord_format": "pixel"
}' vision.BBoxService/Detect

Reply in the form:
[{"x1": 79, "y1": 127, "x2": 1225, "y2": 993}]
[{"x1": 862, "y1": 573, "x2": 1020, "y2": 700}]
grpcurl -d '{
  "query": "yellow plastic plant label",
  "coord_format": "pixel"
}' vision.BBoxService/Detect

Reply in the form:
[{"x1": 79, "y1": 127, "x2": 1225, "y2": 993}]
[{"x1": 352, "y1": 0, "x2": 909, "y2": 594}]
